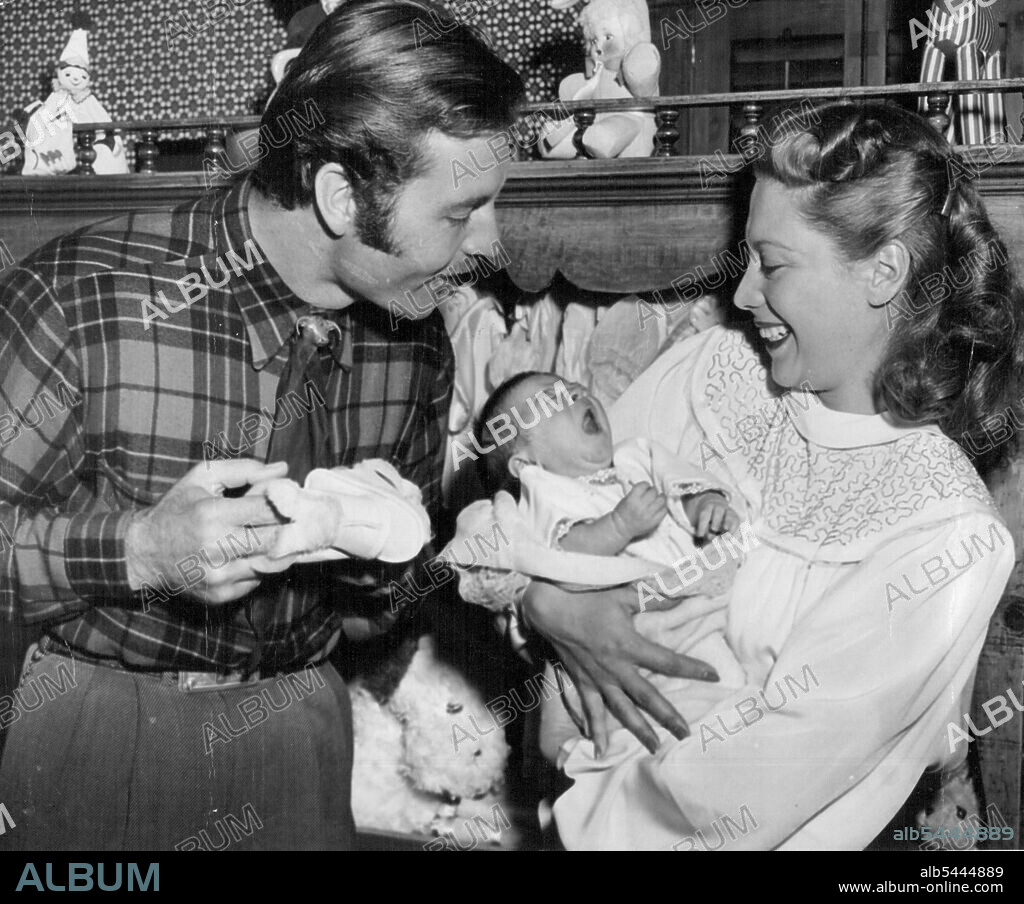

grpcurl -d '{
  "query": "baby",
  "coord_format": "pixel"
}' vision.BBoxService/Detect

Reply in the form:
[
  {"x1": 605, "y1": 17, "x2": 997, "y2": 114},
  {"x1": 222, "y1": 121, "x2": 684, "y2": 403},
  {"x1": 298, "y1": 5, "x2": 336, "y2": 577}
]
[{"x1": 473, "y1": 371, "x2": 747, "y2": 762}]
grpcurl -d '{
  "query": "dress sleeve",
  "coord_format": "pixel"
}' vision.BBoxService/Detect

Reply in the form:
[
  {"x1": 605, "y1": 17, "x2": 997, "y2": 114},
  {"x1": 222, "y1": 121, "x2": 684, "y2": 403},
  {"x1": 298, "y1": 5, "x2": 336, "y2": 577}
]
[{"x1": 554, "y1": 512, "x2": 1014, "y2": 850}]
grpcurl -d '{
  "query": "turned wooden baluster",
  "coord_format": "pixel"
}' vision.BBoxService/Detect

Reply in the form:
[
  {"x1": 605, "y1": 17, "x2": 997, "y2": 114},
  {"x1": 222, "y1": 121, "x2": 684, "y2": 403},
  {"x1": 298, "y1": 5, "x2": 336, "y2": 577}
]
[
  {"x1": 1004, "y1": 595, "x2": 1024, "y2": 634},
  {"x1": 510, "y1": 113, "x2": 540, "y2": 161},
  {"x1": 925, "y1": 92, "x2": 952, "y2": 136},
  {"x1": 653, "y1": 107, "x2": 680, "y2": 157},
  {"x1": 740, "y1": 102, "x2": 764, "y2": 139},
  {"x1": 205, "y1": 126, "x2": 227, "y2": 170},
  {"x1": 73, "y1": 128, "x2": 96, "y2": 175},
  {"x1": 572, "y1": 108, "x2": 596, "y2": 159},
  {"x1": 136, "y1": 129, "x2": 159, "y2": 174}
]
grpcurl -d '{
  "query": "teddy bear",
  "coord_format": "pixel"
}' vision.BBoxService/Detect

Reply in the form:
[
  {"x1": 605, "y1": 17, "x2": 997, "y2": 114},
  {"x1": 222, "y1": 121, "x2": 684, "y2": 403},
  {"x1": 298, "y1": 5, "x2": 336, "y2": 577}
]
[
  {"x1": 224, "y1": 0, "x2": 346, "y2": 173},
  {"x1": 349, "y1": 633, "x2": 515, "y2": 845},
  {"x1": 914, "y1": 757, "x2": 983, "y2": 851},
  {"x1": 539, "y1": 0, "x2": 660, "y2": 158}
]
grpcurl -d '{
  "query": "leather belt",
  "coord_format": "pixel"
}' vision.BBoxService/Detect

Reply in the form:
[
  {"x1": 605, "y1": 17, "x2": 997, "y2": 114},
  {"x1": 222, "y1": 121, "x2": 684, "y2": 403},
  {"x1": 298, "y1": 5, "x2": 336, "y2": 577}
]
[{"x1": 36, "y1": 635, "x2": 323, "y2": 693}]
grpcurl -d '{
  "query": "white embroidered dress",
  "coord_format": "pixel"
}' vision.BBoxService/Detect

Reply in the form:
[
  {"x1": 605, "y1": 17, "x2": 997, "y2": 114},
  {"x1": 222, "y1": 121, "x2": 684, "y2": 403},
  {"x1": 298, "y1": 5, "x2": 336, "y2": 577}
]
[{"x1": 544, "y1": 325, "x2": 1013, "y2": 850}]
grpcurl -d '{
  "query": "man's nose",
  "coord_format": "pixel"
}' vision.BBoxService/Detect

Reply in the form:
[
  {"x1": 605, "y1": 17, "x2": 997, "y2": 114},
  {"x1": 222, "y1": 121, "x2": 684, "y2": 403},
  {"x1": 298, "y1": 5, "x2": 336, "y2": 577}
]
[{"x1": 461, "y1": 202, "x2": 501, "y2": 260}]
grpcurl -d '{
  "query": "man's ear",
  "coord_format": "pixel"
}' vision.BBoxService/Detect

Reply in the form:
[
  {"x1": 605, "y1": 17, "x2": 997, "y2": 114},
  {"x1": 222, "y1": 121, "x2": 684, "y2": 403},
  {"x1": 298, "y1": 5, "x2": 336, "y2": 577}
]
[
  {"x1": 866, "y1": 239, "x2": 911, "y2": 309},
  {"x1": 313, "y1": 163, "x2": 357, "y2": 238},
  {"x1": 508, "y1": 450, "x2": 531, "y2": 480}
]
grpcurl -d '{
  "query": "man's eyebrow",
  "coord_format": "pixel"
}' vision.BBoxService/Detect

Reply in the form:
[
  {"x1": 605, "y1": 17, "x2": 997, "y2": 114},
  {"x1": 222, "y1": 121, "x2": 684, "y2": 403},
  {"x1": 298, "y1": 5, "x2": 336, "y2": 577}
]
[{"x1": 446, "y1": 192, "x2": 498, "y2": 213}]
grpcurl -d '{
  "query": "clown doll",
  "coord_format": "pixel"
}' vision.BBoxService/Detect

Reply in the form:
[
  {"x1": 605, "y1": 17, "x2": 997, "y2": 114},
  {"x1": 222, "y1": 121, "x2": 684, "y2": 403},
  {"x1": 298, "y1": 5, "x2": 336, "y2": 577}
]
[{"x1": 21, "y1": 18, "x2": 127, "y2": 175}]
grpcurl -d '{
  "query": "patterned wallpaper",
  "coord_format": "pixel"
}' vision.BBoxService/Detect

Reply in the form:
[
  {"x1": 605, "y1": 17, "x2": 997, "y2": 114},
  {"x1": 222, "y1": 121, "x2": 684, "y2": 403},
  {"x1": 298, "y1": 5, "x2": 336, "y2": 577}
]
[{"x1": 0, "y1": 0, "x2": 583, "y2": 124}]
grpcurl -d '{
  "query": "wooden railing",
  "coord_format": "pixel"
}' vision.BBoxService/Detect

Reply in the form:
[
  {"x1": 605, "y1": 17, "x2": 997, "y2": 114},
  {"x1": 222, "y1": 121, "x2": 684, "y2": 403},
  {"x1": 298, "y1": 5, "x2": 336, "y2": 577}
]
[{"x1": 61, "y1": 78, "x2": 1024, "y2": 175}]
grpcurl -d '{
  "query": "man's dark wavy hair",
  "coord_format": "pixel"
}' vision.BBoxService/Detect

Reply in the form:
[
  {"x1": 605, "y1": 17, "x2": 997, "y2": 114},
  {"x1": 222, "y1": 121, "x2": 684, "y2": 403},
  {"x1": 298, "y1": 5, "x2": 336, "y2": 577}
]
[
  {"x1": 251, "y1": 0, "x2": 525, "y2": 252},
  {"x1": 755, "y1": 100, "x2": 1024, "y2": 474}
]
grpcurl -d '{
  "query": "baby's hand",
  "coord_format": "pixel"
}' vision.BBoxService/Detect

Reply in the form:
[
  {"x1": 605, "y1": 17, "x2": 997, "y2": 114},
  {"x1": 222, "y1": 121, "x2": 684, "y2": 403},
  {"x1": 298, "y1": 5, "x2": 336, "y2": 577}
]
[
  {"x1": 689, "y1": 492, "x2": 740, "y2": 541},
  {"x1": 612, "y1": 483, "x2": 667, "y2": 540}
]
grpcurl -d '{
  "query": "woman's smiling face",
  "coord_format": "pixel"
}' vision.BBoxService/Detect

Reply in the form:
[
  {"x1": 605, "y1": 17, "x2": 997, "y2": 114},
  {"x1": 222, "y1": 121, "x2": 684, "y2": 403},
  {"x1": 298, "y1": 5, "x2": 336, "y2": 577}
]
[{"x1": 733, "y1": 177, "x2": 894, "y2": 414}]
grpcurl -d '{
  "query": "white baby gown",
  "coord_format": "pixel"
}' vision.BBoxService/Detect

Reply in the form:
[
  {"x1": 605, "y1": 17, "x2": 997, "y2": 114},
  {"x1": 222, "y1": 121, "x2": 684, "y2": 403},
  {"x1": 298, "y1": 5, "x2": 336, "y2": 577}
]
[
  {"x1": 517, "y1": 440, "x2": 749, "y2": 762},
  {"x1": 552, "y1": 324, "x2": 1013, "y2": 851}
]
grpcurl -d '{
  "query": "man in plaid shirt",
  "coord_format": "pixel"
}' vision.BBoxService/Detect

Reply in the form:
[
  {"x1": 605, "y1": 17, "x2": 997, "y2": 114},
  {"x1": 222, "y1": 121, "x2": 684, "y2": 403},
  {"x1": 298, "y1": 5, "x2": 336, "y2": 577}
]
[{"x1": 0, "y1": 0, "x2": 523, "y2": 850}]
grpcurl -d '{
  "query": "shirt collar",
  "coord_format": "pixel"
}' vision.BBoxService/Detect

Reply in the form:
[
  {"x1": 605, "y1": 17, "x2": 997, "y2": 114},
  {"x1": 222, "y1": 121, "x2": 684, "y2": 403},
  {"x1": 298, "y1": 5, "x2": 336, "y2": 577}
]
[
  {"x1": 210, "y1": 178, "x2": 353, "y2": 372},
  {"x1": 785, "y1": 389, "x2": 942, "y2": 448}
]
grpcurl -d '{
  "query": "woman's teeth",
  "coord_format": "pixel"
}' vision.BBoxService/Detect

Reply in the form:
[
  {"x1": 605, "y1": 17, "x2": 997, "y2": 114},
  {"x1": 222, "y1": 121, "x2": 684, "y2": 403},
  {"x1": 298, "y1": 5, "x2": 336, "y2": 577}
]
[{"x1": 758, "y1": 324, "x2": 791, "y2": 343}]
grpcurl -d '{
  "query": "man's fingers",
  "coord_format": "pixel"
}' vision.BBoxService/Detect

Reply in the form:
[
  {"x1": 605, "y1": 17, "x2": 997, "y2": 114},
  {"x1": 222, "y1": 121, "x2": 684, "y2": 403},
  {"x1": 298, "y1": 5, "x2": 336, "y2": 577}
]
[
  {"x1": 189, "y1": 518, "x2": 281, "y2": 567},
  {"x1": 246, "y1": 552, "x2": 301, "y2": 574},
  {"x1": 200, "y1": 577, "x2": 262, "y2": 605},
  {"x1": 185, "y1": 458, "x2": 289, "y2": 494},
  {"x1": 207, "y1": 494, "x2": 284, "y2": 530}
]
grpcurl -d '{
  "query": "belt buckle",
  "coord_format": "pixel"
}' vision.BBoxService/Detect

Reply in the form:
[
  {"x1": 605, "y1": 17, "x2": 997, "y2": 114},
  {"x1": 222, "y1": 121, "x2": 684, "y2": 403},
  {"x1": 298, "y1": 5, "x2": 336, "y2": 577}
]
[{"x1": 178, "y1": 670, "x2": 252, "y2": 693}]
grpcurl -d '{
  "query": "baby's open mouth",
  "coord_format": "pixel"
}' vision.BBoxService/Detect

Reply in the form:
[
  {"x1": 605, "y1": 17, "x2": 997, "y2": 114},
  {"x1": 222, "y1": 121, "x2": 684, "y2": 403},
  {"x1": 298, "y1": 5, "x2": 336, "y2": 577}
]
[{"x1": 582, "y1": 406, "x2": 601, "y2": 434}]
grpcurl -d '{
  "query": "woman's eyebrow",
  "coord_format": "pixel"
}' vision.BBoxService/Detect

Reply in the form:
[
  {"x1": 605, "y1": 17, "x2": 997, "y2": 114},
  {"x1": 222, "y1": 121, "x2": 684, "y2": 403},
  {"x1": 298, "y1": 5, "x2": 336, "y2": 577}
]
[{"x1": 750, "y1": 238, "x2": 795, "y2": 253}]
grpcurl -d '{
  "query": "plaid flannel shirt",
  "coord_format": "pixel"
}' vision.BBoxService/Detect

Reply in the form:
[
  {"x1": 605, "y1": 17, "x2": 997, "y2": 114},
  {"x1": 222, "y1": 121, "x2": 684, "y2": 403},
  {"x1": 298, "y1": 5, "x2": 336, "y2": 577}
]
[{"x1": 0, "y1": 177, "x2": 453, "y2": 672}]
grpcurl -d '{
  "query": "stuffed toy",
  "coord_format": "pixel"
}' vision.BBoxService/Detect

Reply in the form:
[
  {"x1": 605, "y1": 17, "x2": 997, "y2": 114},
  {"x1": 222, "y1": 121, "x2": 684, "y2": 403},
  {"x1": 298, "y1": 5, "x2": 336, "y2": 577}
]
[
  {"x1": 21, "y1": 13, "x2": 127, "y2": 175},
  {"x1": 350, "y1": 634, "x2": 513, "y2": 842},
  {"x1": 915, "y1": 758, "x2": 982, "y2": 850},
  {"x1": 539, "y1": 0, "x2": 660, "y2": 158},
  {"x1": 269, "y1": 0, "x2": 347, "y2": 86},
  {"x1": 916, "y1": 0, "x2": 1006, "y2": 145},
  {"x1": 225, "y1": 0, "x2": 345, "y2": 172}
]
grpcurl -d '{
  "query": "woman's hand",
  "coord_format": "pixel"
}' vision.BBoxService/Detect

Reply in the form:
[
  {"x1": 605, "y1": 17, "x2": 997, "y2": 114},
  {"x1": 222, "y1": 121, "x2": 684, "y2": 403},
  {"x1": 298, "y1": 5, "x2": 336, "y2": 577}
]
[{"x1": 521, "y1": 578, "x2": 720, "y2": 756}]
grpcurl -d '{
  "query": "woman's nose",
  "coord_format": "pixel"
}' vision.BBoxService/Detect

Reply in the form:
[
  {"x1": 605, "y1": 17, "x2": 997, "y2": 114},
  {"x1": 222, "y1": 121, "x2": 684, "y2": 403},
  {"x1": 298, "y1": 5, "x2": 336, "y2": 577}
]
[{"x1": 733, "y1": 264, "x2": 761, "y2": 312}]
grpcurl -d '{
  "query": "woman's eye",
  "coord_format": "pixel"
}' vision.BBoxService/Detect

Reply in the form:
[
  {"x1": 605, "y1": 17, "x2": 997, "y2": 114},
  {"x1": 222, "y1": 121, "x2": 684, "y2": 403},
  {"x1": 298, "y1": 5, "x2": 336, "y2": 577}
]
[
  {"x1": 446, "y1": 215, "x2": 471, "y2": 227},
  {"x1": 760, "y1": 263, "x2": 782, "y2": 276}
]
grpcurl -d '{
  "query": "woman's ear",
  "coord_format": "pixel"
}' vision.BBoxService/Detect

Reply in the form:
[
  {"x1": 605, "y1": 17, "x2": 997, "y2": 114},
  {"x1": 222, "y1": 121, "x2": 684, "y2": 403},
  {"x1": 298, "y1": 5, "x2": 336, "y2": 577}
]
[
  {"x1": 866, "y1": 239, "x2": 912, "y2": 309},
  {"x1": 312, "y1": 163, "x2": 357, "y2": 238}
]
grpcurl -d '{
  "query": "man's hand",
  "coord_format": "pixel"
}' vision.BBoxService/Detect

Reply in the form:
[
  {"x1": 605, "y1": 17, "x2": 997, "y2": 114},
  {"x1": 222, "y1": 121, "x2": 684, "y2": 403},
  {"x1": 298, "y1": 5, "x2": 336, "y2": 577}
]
[
  {"x1": 125, "y1": 459, "x2": 294, "y2": 606},
  {"x1": 521, "y1": 579, "x2": 719, "y2": 756},
  {"x1": 611, "y1": 482, "x2": 667, "y2": 542},
  {"x1": 687, "y1": 492, "x2": 741, "y2": 541}
]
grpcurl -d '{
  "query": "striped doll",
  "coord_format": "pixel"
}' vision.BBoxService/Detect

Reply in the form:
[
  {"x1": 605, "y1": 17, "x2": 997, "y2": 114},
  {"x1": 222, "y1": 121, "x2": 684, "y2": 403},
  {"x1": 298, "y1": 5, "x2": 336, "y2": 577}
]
[{"x1": 917, "y1": 0, "x2": 1007, "y2": 145}]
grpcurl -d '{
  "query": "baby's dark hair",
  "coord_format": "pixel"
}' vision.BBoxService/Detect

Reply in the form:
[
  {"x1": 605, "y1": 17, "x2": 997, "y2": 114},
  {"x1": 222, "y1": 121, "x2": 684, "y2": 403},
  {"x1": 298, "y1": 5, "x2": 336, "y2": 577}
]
[
  {"x1": 474, "y1": 370, "x2": 545, "y2": 497},
  {"x1": 755, "y1": 100, "x2": 1024, "y2": 474}
]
